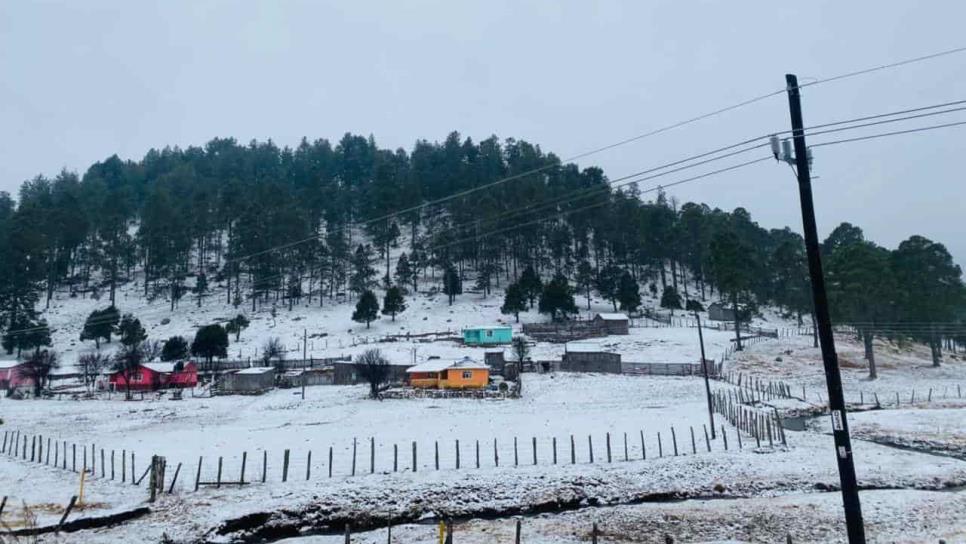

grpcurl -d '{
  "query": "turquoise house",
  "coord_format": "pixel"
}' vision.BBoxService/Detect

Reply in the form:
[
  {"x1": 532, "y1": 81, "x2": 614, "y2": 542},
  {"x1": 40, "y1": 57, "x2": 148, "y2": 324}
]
[{"x1": 462, "y1": 326, "x2": 513, "y2": 346}]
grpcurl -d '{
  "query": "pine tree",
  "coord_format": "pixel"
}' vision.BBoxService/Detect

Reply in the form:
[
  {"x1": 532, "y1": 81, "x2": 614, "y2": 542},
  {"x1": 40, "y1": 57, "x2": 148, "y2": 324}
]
[
  {"x1": 617, "y1": 271, "x2": 642, "y2": 313},
  {"x1": 518, "y1": 266, "x2": 542, "y2": 309},
  {"x1": 394, "y1": 252, "x2": 414, "y2": 294},
  {"x1": 117, "y1": 314, "x2": 147, "y2": 349},
  {"x1": 352, "y1": 290, "x2": 380, "y2": 328},
  {"x1": 191, "y1": 324, "x2": 229, "y2": 365},
  {"x1": 596, "y1": 264, "x2": 622, "y2": 311},
  {"x1": 194, "y1": 273, "x2": 208, "y2": 307},
  {"x1": 501, "y1": 282, "x2": 527, "y2": 323},
  {"x1": 382, "y1": 286, "x2": 406, "y2": 321},
  {"x1": 709, "y1": 230, "x2": 755, "y2": 350},
  {"x1": 224, "y1": 314, "x2": 250, "y2": 342},
  {"x1": 349, "y1": 244, "x2": 377, "y2": 295},
  {"x1": 538, "y1": 274, "x2": 578, "y2": 321},
  {"x1": 79, "y1": 306, "x2": 117, "y2": 349},
  {"x1": 442, "y1": 265, "x2": 462, "y2": 306},
  {"x1": 660, "y1": 286, "x2": 682, "y2": 316},
  {"x1": 576, "y1": 260, "x2": 594, "y2": 310},
  {"x1": 161, "y1": 335, "x2": 189, "y2": 362}
]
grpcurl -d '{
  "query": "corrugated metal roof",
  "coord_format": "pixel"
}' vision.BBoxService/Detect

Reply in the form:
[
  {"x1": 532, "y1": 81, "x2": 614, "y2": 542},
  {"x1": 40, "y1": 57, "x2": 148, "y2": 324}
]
[
  {"x1": 407, "y1": 356, "x2": 488, "y2": 373},
  {"x1": 143, "y1": 362, "x2": 178, "y2": 374},
  {"x1": 235, "y1": 367, "x2": 275, "y2": 375},
  {"x1": 595, "y1": 313, "x2": 628, "y2": 321},
  {"x1": 463, "y1": 325, "x2": 512, "y2": 331},
  {"x1": 565, "y1": 342, "x2": 607, "y2": 353}
]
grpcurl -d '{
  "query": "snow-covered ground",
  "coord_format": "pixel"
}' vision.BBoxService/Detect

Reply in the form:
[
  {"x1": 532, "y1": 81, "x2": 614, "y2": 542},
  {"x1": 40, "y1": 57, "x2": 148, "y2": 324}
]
[{"x1": 5, "y1": 277, "x2": 966, "y2": 542}]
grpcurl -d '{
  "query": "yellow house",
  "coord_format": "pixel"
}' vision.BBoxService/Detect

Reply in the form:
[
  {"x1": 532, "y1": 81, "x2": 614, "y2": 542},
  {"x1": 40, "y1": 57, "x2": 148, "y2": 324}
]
[{"x1": 407, "y1": 357, "x2": 490, "y2": 390}]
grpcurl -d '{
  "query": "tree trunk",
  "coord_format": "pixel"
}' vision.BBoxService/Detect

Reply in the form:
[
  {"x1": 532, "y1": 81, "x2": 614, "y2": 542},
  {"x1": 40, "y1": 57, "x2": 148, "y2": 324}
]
[
  {"x1": 863, "y1": 330, "x2": 877, "y2": 379},
  {"x1": 732, "y1": 292, "x2": 742, "y2": 351},
  {"x1": 810, "y1": 312, "x2": 818, "y2": 348}
]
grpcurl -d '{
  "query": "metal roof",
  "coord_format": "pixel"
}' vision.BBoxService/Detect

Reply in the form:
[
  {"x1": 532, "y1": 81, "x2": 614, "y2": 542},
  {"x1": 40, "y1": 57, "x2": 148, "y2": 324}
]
[
  {"x1": 595, "y1": 313, "x2": 628, "y2": 321},
  {"x1": 407, "y1": 356, "x2": 489, "y2": 373}
]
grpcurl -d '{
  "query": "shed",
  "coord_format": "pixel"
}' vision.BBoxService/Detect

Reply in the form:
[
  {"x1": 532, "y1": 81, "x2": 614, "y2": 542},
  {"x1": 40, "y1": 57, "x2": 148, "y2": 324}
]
[
  {"x1": 332, "y1": 361, "x2": 409, "y2": 385},
  {"x1": 216, "y1": 367, "x2": 275, "y2": 395},
  {"x1": 593, "y1": 313, "x2": 629, "y2": 335},
  {"x1": 0, "y1": 361, "x2": 35, "y2": 394},
  {"x1": 278, "y1": 367, "x2": 334, "y2": 388},
  {"x1": 707, "y1": 302, "x2": 735, "y2": 321},
  {"x1": 462, "y1": 326, "x2": 512, "y2": 346},
  {"x1": 561, "y1": 343, "x2": 622, "y2": 373},
  {"x1": 407, "y1": 357, "x2": 490, "y2": 389}
]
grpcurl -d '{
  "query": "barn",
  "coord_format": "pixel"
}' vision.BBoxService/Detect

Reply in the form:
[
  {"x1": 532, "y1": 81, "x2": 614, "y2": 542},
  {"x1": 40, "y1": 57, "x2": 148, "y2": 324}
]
[
  {"x1": 216, "y1": 367, "x2": 275, "y2": 395},
  {"x1": 593, "y1": 313, "x2": 630, "y2": 335},
  {"x1": 561, "y1": 343, "x2": 622, "y2": 373},
  {"x1": 109, "y1": 362, "x2": 198, "y2": 391}
]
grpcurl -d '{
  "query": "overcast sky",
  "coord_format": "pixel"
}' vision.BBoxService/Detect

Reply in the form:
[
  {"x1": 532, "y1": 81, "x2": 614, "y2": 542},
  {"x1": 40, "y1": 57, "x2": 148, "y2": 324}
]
[{"x1": 2, "y1": 1, "x2": 964, "y2": 266}]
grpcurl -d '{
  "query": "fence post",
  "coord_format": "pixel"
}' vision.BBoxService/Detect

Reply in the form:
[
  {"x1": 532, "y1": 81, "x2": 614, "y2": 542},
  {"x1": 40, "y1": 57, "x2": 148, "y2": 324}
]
[
  {"x1": 216, "y1": 456, "x2": 223, "y2": 488},
  {"x1": 370, "y1": 437, "x2": 375, "y2": 474},
  {"x1": 282, "y1": 449, "x2": 290, "y2": 482},
  {"x1": 121, "y1": 449, "x2": 126, "y2": 482},
  {"x1": 721, "y1": 425, "x2": 728, "y2": 450},
  {"x1": 306, "y1": 451, "x2": 312, "y2": 480},
  {"x1": 588, "y1": 435, "x2": 594, "y2": 463},
  {"x1": 194, "y1": 456, "x2": 203, "y2": 491},
  {"x1": 475, "y1": 440, "x2": 480, "y2": 469},
  {"x1": 570, "y1": 435, "x2": 576, "y2": 464},
  {"x1": 514, "y1": 437, "x2": 519, "y2": 466},
  {"x1": 671, "y1": 427, "x2": 678, "y2": 456},
  {"x1": 623, "y1": 432, "x2": 628, "y2": 461},
  {"x1": 494, "y1": 438, "x2": 499, "y2": 467},
  {"x1": 658, "y1": 432, "x2": 663, "y2": 458},
  {"x1": 435, "y1": 441, "x2": 440, "y2": 470},
  {"x1": 240, "y1": 451, "x2": 247, "y2": 484},
  {"x1": 640, "y1": 430, "x2": 646, "y2": 460},
  {"x1": 456, "y1": 440, "x2": 461, "y2": 469},
  {"x1": 532, "y1": 437, "x2": 537, "y2": 465},
  {"x1": 352, "y1": 439, "x2": 357, "y2": 476},
  {"x1": 552, "y1": 437, "x2": 557, "y2": 465},
  {"x1": 412, "y1": 442, "x2": 417, "y2": 472},
  {"x1": 704, "y1": 425, "x2": 711, "y2": 452},
  {"x1": 394, "y1": 444, "x2": 398, "y2": 472}
]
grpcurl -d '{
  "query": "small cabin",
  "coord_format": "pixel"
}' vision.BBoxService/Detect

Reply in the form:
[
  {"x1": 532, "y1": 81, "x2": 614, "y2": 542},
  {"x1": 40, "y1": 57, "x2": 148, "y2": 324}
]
[
  {"x1": 707, "y1": 302, "x2": 735, "y2": 322},
  {"x1": 463, "y1": 326, "x2": 512, "y2": 346},
  {"x1": 0, "y1": 361, "x2": 35, "y2": 394},
  {"x1": 216, "y1": 367, "x2": 275, "y2": 395},
  {"x1": 561, "y1": 343, "x2": 622, "y2": 373},
  {"x1": 407, "y1": 357, "x2": 490, "y2": 389},
  {"x1": 109, "y1": 362, "x2": 198, "y2": 391},
  {"x1": 593, "y1": 313, "x2": 629, "y2": 335}
]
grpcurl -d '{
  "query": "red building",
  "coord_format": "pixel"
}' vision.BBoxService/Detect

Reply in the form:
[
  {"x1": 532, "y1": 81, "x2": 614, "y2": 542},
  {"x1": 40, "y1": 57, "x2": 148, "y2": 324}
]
[
  {"x1": 109, "y1": 362, "x2": 198, "y2": 391},
  {"x1": 0, "y1": 360, "x2": 35, "y2": 393}
]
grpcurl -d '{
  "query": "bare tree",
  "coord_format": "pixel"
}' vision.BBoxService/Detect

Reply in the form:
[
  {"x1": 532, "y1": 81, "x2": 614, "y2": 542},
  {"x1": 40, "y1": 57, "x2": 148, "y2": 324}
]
[
  {"x1": 78, "y1": 352, "x2": 108, "y2": 392},
  {"x1": 262, "y1": 337, "x2": 286, "y2": 372},
  {"x1": 113, "y1": 341, "x2": 148, "y2": 400},
  {"x1": 354, "y1": 349, "x2": 392, "y2": 399}
]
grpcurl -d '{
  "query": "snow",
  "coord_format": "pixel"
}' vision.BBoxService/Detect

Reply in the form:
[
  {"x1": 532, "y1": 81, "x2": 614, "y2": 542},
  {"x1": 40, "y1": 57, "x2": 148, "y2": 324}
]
[
  {"x1": 141, "y1": 362, "x2": 180, "y2": 374},
  {"x1": 234, "y1": 367, "x2": 275, "y2": 375},
  {"x1": 406, "y1": 357, "x2": 486, "y2": 373},
  {"x1": 594, "y1": 313, "x2": 628, "y2": 321}
]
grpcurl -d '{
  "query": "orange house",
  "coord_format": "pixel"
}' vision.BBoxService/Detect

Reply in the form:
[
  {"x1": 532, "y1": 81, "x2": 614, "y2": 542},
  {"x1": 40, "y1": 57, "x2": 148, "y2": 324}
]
[{"x1": 407, "y1": 357, "x2": 490, "y2": 390}]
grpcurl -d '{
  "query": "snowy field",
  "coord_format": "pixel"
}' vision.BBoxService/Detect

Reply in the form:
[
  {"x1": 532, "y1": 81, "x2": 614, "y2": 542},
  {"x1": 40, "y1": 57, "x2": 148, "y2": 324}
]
[
  {"x1": 4, "y1": 280, "x2": 966, "y2": 542},
  {"x1": 2, "y1": 373, "x2": 720, "y2": 485}
]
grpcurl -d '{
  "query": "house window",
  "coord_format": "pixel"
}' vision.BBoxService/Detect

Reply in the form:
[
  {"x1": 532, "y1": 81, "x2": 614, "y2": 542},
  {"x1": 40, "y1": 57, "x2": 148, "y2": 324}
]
[
  {"x1": 462, "y1": 371, "x2": 473, "y2": 379},
  {"x1": 131, "y1": 372, "x2": 143, "y2": 382},
  {"x1": 486, "y1": 330, "x2": 493, "y2": 337}
]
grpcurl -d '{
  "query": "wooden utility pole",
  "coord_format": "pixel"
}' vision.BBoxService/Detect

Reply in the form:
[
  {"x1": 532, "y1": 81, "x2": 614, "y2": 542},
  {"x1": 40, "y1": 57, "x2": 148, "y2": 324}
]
[
  {"x1": 695, "y1": 312, "x2": 715, "y2": 438},
  {"x1": 785, "y1": 73, "x2": 865, "y2": 543}
]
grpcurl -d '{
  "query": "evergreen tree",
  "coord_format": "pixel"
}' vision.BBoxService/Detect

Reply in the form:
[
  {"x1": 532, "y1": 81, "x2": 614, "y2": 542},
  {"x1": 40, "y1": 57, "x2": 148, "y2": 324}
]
[
  {"x1": 161, "y1": 335, "x2": 189, "y2": 362},
  {"x1": 660, "y1": 286, "x2": 682, "y2": 315},
  {"x1": 352, "y1": 290, "x2": 380, "y2": 328},
  {"x1": 575, "y1": 260, "x2": 594, "y2": 310},
  {"x1": 518, "y1": 266, "x2": 542, "y2": 309},
  {"x1": 349, "y1": 244, "x2": 377, "y2": 295},
  {"x1": 710, "y1": 230, "x2": 755, "y2": 350},
  {"x1": 596, "y1": 264, "x2": 622, "y2": 311},
  {"x1": 79, "y1": 306, "x2": 117, "y2": 349},
  {"x1": 394, "y1": 252, "x2": 414, "y2": 293},
  {"x1": 194, "y1": 272, "x2": 208, "y2": 307},
  {"x1": 538, "y1": 274, "x2": 578, "y2": 321},
  {"x1": 191, "y1": 324, "x2": 229, "y2": 365},
  {"x1": 117, "y1": 313, "x2": 147, "y2": 349},
  {"x1": 617, "y1": 271, "x2": 642, "y2": 313},
  {"x1": 442, "y1": 265, "x2": 462, "y2": 306},
  {"x1": 382, "y1": 286, "x2": 406, "y2": 321},
  {"x1": 501, "y1": 282, "x2": 527, "y2": 323},
  {"x1": 224, "y1": 314, "x2": 250, "y2": 342},
  {"x1": 826, "y1": 241, "x2": 895, "y2": 378}
]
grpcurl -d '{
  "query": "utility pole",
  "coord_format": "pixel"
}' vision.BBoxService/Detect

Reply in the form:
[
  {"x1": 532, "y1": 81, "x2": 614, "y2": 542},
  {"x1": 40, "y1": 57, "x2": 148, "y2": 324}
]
[
  {"x1": 785, "y1": 73, "x2": 865, "y2": 543},
  {"x1": 695, "y1": 312, "x2": 715, "y2": 438},
  {"x1": 303, "y1": 328, "x2": 307, "y2": 361}
]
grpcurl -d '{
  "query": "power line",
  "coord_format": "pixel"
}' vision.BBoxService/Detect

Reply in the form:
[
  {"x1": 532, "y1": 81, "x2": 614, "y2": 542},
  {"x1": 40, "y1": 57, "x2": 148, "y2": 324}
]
[
  {"x1": 804, "y1": 106, "x2": 966, "y2": 139},
  {"x1": 222, "y1": 45, "x2": 966, "y2": 268},
  {"x1": 812, "y1": 119, "x2": 966, "y2": 148}
]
